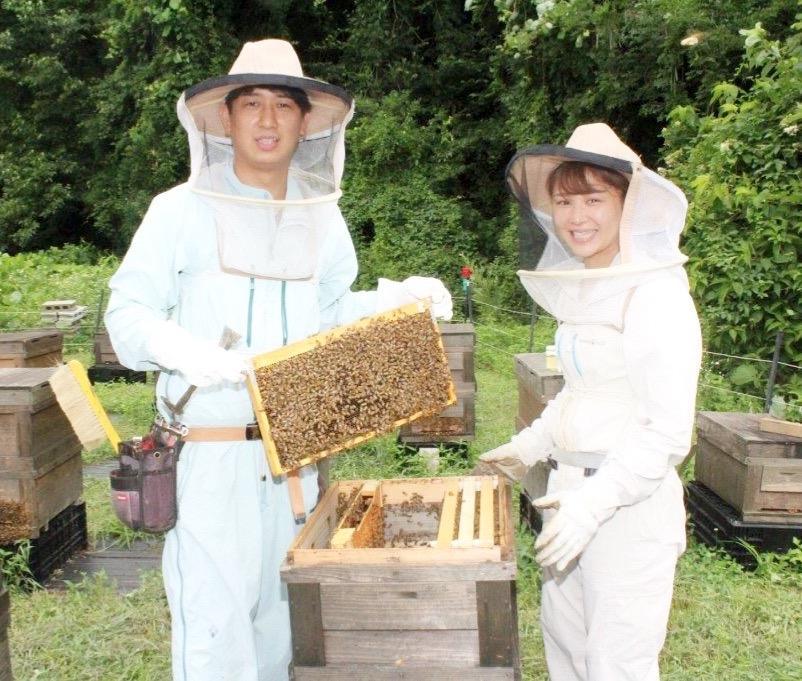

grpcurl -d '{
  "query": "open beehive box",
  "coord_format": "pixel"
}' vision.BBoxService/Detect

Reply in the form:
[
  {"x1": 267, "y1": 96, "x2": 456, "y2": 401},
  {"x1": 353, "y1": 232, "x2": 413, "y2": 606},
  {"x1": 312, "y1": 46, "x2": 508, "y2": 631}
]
[
  {"x1": 247, "y1": 301, "x2": 456, "y2": 477},
  {"x1": 281, "y1": 475, "x2": 520, "y2": 679}
]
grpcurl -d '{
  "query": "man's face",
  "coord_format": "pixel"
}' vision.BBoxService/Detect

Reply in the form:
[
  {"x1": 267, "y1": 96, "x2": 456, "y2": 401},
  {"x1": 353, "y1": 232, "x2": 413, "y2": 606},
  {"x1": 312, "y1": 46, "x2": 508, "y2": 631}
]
[{"x1": 219, "y1": 87, "x2": 309, "y2": 184}]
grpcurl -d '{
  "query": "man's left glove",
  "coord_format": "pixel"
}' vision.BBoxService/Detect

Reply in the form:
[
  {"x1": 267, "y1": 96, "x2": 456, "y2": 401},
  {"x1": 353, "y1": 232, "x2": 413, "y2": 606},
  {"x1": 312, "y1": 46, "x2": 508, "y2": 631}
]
[
  {"x1": 532, "y1": 490, "x2": 604, "y2": 572},
  {"x1": 376, "y1": 276, "x2": 453, "y2": 320}
]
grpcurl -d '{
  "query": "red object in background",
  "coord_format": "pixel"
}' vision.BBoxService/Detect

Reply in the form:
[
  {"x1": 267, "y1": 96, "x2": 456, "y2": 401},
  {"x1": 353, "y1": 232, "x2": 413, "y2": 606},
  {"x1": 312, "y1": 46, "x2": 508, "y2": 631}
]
[{"x1": 460, "y1": 265, "x2": 473, "y2": 279}]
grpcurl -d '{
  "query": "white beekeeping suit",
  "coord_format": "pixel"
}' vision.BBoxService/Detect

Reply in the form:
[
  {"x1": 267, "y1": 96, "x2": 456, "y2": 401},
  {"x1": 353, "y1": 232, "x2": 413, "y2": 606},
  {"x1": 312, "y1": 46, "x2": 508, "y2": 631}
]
[
  {"x1": 485, "y1": 124, "x2": 702, "y2": 681},
  {"x1": 105, "y1": 39, "x2": 450, "y2": 681}
]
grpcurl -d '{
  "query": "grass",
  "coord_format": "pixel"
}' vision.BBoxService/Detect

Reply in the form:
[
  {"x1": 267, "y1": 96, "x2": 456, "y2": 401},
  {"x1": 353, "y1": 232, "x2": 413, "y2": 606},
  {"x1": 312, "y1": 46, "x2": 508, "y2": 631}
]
[{"x1": 4, "y1": 315, "x2": 802, "y2": 680}]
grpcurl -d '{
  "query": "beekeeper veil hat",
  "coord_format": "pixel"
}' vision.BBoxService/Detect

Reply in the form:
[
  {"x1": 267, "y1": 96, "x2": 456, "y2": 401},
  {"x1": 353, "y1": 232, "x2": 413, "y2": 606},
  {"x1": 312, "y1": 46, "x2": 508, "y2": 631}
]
[
  {"x1": 176, "y1": 39, "x2": 354, "y2": 280},
  {"x1": 506, "y1": 123, "x2": 690, "y2": 327}
]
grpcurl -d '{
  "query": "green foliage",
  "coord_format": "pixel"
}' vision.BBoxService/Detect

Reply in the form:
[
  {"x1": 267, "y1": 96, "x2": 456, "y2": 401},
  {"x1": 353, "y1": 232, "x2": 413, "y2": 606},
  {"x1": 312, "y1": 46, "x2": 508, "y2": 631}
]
[
  {"x1": 0, "y1": 247, "x2": 118, "y2": 332},
  {"x1": 342, "y1": 92, "x2": 481, "y2": 290},
  {"x1": 663, "y1": 15, "x2": 802, "y2": 363},
  {"x1": 483, "y1": 0, "x2": 798, "y2": 162},
  {"x1": 0, "y1": 541, "x2": 38, "y2": 591}
]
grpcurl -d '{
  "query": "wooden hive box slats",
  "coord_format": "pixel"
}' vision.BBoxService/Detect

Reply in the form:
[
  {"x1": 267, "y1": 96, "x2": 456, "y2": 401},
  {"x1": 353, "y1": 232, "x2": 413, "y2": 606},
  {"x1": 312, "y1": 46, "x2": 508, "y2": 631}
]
[
  {"x1": 436, "y1": 481, "x2": 460, "y2": 548},
  {"x1": 283, "y1": 477, "x2": 520, "y2": 678},
  {"x1": 319, "y1": 581, "x2": 478, "y2": 630},
  {"x1": 324, "y1": 629, "x2": 479, "y2": 666}
]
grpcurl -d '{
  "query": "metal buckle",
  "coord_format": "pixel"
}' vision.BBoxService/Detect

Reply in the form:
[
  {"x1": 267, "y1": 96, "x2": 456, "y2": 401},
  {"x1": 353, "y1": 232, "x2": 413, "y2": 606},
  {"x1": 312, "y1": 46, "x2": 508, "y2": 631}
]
[{"x1": 245, "y1": 422, "x2": 261, "y2": 440}]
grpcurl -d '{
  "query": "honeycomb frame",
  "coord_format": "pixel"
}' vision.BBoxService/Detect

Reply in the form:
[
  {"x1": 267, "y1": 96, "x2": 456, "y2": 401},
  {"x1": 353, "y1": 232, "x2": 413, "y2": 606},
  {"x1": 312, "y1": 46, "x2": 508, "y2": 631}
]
[{"x1": 246, "y1": 301, "x2": 456, "y2": 476}]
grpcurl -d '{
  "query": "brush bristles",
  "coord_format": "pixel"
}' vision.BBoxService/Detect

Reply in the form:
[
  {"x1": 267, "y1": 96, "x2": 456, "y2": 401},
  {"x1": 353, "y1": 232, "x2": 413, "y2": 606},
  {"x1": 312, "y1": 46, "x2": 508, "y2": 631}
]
[{"x1": 49, "y1": 361, "x2": 120, "y2": 451}]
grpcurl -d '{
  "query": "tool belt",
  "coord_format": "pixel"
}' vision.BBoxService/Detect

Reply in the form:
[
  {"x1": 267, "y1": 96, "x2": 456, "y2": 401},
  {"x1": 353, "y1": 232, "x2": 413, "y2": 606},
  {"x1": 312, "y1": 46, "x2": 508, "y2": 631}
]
[
  {"x1": 182, "y1": 422, "x2": 308, "y2": 523},
  {"x1": 183, "y1": 422, "x2": 261, "y2": 442}
]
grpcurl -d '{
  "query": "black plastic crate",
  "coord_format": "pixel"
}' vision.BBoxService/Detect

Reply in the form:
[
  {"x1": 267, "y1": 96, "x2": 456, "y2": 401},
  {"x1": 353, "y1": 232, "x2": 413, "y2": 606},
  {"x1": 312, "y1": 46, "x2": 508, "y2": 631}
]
[
  {"x1": 1, "y1": 502, "x2": 88, "y2": 586},
  {"x1": 87, "y1": 363, "x2": 147, "y2": 384},
  {"x1": 686, "y1": 481, "x2": 802, "y2": 568},
  {"x1": 519, "y1": 489, "x2": 543, "y2": 535}
]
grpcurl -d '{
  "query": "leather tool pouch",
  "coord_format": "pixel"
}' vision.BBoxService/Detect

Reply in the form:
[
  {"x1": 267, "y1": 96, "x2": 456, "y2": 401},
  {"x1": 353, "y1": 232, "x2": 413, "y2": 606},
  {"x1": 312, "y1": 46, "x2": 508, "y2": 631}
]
[{"x1": 109, "y1": 419, "x2": 185, "y2": 533}]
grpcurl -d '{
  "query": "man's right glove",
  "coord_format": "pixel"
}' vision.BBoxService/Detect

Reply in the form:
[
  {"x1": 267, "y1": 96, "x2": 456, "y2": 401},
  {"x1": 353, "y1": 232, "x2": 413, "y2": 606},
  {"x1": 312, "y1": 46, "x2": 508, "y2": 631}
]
[
  {"x1": 472, "y1": 441, "x2": 530, "y2": 483},
  {"x1": 146, "y1": 320, "x2": 248, "y2": 388}
]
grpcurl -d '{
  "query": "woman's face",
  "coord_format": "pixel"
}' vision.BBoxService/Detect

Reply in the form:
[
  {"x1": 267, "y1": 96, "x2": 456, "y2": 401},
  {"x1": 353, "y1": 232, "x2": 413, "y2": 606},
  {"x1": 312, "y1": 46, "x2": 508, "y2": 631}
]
[{"x1": 550, "y1": 176, "x2": 625, "y2": 269}]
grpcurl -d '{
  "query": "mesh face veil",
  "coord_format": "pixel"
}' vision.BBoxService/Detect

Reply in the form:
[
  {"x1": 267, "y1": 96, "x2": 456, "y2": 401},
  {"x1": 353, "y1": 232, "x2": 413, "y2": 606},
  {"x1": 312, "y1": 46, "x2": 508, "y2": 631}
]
[
  {"x1": 506, "y1": 123, "x2": 690, "y2": 327},
  {"x1": 177, "y1": 40, "x2": 354, "y2": 281}
]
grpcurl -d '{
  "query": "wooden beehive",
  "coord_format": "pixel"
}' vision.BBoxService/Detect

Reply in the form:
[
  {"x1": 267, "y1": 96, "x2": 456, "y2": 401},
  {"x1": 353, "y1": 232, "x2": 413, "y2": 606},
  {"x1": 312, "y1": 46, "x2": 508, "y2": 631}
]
[
  {"x1": 0, "y1": 585, "x2": 10, "y2": 681},
  {"x1": 399, "y1": 322, "x2": 476, "y2": 445},
  {"x1": 92, "y1": 330, "x2": 119, "y2": 365},
  {"x1": 513, "y1": 353, "x2": 564, "y2": 433},
  {"x1": 247, "y1": 302, "x2": 456, "y2": 476},
  {"x1": 0, "y1": 330, "x2": 63, "y2": 369},
  {"x1": 695, "y1": 411, "x2": 802, "y2": 523},
  {"x1": 0, "y1": 368, "x2": 83, "y2": 541},
  {"x1": 282, "y1": 475, "x2": 519, "y2": 680}
]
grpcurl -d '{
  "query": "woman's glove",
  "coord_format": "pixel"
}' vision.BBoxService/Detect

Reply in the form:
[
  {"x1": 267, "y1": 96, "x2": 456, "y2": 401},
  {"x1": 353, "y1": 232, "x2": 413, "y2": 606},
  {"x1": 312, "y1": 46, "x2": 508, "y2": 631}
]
[
  {"x1": 146, "y1": 320, "x2": 248, "y2": 387},
  {"x1": 533, "y1": 482, "x2": 619, "y2": 571},
  {"x1": 472, "y1": 441, "x2": 530, "y2": 483},
  {"x1": 376, "y1": 277, "x2": 453, "y2": 320}
]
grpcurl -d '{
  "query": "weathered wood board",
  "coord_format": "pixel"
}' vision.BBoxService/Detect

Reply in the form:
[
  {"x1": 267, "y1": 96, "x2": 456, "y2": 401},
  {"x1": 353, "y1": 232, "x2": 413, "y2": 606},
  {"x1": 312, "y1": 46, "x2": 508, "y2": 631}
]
[{"x1": 695, "y1": 411, "x2": 802, "y2": 522}]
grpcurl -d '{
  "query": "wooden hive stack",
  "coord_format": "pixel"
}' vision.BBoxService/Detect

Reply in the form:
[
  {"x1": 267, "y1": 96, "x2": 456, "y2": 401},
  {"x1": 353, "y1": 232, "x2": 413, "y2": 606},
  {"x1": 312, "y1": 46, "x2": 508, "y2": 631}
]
[
  {"x1": 281, "y1": 474, "x2": 519, "y2": 680},
  {"x1": 0, "y1": 583, "x2": 10, "y2": 681},
  {"x1": 513, "y1": 352, "x2": 564, "y2": 433},
  {"x1": 0, "y1": 368, "x2": 84, "y2": 543},
  {"x1": 0, "y1": 330, "x2": 63, "y2": 369},
  {"x1": 514, "y1": 353, "x2": 564, "y2": 534},
  {"x1": 247, "y1": 302, "x2": 456, "y2": 476},
  {"x1": 399, "y1": 322, "x2": 476, "y2": 446},
  {"x1": 92, "y1": 330, "x2": 119, "y2": 366},
  {"x1": 694, "y1": 411, "x2": 802, "y2": 522}
]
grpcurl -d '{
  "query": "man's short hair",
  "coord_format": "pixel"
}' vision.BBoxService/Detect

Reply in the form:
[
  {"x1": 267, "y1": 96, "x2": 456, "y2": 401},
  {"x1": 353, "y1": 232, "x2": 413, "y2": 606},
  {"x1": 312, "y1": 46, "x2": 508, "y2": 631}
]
[{"x1": 224, "y1": 85, "x2": 312, "y2": 115}]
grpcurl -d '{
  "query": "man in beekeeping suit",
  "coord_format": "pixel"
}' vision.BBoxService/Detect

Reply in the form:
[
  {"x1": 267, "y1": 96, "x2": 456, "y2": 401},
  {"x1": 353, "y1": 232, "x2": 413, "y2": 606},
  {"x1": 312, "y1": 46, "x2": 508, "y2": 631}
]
[
  {"x1": 479, "y1": 123, "x2": 702, "y2": 680},
  {"x1": 105, "y1": 39, "x2": 451, "y2": 681}
]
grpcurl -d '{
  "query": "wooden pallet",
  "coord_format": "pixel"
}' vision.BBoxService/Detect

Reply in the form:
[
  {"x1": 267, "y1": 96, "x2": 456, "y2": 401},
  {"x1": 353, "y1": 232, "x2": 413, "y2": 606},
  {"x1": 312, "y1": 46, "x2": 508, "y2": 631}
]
[
  {"x1": 282, "y1": 475, "x2": 519, "y2": 680},
  {"x1": 247, "y1": 301, "x2": 455, "y2": 477}
]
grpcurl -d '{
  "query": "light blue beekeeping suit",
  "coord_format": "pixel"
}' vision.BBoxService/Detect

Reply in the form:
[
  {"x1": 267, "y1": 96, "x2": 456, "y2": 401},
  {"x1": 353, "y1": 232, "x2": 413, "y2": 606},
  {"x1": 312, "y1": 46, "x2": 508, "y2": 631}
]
[{"x1": 105, "y1": 161, "x2": 376, "y2": 681}]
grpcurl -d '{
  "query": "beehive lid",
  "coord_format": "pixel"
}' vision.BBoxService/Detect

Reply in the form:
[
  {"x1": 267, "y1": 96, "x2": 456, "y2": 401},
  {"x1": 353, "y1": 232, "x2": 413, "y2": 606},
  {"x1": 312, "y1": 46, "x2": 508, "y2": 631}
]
[
  {"x1": 0, "y1": 367, "x2": 59, "y2": 411},
  {"x1": 247, "y1": 301, "x2": 456, "y2": 476},
  {"x1": 696, "y1": 411, "x2": 802, "y2": 461},
  {"x1": 0, "y1": 329, "x2": 63, "y2": 358}
]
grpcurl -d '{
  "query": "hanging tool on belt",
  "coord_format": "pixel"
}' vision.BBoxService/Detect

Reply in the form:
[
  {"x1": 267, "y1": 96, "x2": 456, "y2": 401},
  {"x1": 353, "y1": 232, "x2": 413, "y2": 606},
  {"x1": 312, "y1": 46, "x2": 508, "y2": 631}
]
[{"x1": 110, "y1": 327, "x2": 243, "y2": 533}]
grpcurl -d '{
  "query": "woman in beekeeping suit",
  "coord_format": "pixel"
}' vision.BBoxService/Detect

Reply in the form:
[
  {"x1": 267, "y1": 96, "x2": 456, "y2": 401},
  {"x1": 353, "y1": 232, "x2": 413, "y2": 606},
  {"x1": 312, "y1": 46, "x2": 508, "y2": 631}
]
[
  {"x1": 105, "y1": 39, "x2": 451, "y2": 681},
  {"x1": 479, "y1": 123, "x2": 702, "y2": 680}
]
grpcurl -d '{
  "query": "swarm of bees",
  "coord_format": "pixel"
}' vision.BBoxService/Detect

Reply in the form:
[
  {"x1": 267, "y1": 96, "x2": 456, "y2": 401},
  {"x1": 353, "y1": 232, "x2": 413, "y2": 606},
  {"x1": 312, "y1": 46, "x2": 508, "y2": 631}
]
[{"x1": 254, "y1": 311, "x2": 453, "y2": 469}]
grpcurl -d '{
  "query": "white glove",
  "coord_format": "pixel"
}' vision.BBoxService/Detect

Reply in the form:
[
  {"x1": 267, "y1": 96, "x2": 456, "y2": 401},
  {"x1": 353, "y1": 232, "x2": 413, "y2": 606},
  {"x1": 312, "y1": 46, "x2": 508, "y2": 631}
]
[
  {"x1": 146, "y1": 320, "x2": 247, "y2": 388},
  {"x1": 533, "y1": 489, "x2": 608, "y2": 571},
  {"x1": 473, "y1": 441, "x2": 530, "y2": 483},
  {"x1": 376, "y1": 277, "x2": 453, "y2": 320}
]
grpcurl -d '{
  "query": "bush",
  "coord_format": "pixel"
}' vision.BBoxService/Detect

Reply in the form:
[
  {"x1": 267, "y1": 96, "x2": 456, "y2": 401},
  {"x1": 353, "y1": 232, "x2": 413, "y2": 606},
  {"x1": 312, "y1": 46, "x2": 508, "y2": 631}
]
[{"x1": 663, "y1": 16, "x2": 802, "y2": 364}]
